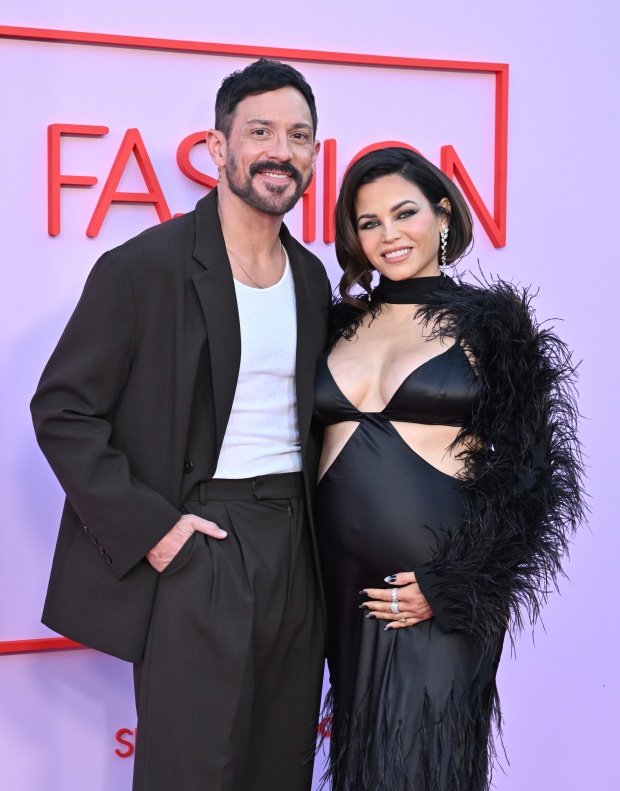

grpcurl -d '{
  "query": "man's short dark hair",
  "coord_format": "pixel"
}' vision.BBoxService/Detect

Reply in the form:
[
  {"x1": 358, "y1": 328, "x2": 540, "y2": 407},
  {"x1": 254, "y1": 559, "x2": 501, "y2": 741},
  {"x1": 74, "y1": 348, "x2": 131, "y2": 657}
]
[{"x1": 215, "y1": 58, "x2": 318, "y2": 139}]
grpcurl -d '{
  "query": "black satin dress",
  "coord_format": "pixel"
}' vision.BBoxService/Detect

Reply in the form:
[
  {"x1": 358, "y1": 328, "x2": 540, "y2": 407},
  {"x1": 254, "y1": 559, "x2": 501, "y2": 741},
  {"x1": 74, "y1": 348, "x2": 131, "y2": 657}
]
[{"x1": 314, "y1": 343, "x2": 502, "y2": 791}]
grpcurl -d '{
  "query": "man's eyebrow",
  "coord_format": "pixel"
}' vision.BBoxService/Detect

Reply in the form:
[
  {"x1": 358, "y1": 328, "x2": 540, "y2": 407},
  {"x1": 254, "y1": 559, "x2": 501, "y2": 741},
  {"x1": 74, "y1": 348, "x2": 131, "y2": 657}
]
[{"x1": 244, "y1": 119, "x2": 313, "y2": 131}]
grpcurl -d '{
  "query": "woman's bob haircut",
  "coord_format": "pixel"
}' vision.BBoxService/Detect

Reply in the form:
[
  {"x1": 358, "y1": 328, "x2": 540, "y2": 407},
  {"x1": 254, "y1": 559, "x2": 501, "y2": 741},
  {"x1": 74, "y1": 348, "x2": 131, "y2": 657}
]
[{"x1": 335, "y1": 147, "x2": 473, "y2": 309}]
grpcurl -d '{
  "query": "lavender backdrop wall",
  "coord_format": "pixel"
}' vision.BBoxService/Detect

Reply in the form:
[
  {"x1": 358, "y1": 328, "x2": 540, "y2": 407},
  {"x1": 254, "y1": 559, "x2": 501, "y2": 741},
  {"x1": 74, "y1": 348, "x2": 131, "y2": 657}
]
[{"x1": 0, "y1": 1, "x2": 616, "y2": 789}]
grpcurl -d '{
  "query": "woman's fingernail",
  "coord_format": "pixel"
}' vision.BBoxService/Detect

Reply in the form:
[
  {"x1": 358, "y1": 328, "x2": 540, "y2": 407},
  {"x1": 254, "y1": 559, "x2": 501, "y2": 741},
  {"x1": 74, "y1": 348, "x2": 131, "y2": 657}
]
[
  {"x1": 358, "y1": 604, "x2": 368, "y2": 609},
  {"x1": 359, "y1": 590, "x2": 367, "y2": 595},
  {"x1": 384, "y1": 625, "x2": 392, "y2": 631},
  {"x1": 384, "y1": 575, "x2": 396, "y2": 583},
  {"x1": 366, "y1": 613, "x2": 376, "y2": 619}
]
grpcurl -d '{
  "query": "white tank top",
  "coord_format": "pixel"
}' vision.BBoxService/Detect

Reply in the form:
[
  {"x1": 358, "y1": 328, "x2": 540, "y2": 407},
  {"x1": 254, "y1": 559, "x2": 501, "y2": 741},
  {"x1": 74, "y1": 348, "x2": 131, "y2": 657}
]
[{"x1": 213, "y1": 251, "x2": 301, "y2": 478}]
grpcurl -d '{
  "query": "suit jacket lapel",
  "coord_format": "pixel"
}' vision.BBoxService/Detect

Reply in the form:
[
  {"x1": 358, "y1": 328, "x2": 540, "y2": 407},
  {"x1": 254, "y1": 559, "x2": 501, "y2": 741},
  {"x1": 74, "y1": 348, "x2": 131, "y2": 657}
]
[
  {"x1": 191, "y1": 189, "x2": 241, "y2": 458},
  {"x1": 282, "y1": 225, "x2": 316, "y2": 466}
]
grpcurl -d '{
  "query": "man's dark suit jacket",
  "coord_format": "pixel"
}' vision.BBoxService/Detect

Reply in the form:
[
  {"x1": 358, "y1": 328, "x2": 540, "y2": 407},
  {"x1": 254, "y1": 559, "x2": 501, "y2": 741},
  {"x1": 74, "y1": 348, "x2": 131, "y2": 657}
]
[{"x1": 31, "y1": 189, "x2": 331, "y2": 663}]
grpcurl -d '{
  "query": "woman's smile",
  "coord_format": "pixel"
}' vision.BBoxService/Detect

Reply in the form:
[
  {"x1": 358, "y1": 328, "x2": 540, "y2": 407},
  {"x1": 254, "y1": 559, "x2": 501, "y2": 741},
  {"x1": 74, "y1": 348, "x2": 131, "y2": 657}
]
[{"x1": 382, "y1": 246, "x2": 413, "y2": 263}]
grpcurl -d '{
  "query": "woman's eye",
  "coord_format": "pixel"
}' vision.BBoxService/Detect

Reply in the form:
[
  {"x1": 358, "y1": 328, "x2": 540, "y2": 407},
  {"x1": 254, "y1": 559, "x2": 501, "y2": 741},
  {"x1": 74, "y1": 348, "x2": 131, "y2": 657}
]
[
  {"x1": 397, "y1": 210, "x2": 416, "y2": 220},
  {"x1": 359, "y1": 220, "x2": 379, "y2": 231}
]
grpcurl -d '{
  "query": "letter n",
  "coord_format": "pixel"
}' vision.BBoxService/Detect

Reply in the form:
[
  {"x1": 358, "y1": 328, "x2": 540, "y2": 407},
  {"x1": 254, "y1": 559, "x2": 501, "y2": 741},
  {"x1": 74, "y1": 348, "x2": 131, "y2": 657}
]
[{"x1": 441, "y1": 145, "x2": 506, "y2": 248}]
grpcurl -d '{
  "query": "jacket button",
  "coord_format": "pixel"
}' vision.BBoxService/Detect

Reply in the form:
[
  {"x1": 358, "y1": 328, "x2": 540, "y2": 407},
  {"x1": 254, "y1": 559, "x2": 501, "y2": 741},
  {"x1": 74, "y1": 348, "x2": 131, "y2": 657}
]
[
  {"x1": 82, "y1": 524, "x2": 89, "y2": 534},
  {"x1": 98, "y1": 546, "x2": 105, "y2": 556},
  {"x1": 183, "y1": 458, "x2": 194, "y2": 473},
  {"x1": 90, "y1": 535, "x2": 98, "y2": 545},
  {"x1": 106, "y1": 555, "x2": 112, "y2": 565}
]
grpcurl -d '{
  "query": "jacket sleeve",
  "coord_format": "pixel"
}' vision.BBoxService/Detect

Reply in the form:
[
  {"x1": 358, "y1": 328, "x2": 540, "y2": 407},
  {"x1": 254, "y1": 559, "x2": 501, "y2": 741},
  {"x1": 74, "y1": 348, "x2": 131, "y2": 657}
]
[
  {"x1": 31, "y1": 251, "x2": 182, "y2": 581},
  {"x1": 413, "y1": 283, "x2": 585, "y2": 646}
]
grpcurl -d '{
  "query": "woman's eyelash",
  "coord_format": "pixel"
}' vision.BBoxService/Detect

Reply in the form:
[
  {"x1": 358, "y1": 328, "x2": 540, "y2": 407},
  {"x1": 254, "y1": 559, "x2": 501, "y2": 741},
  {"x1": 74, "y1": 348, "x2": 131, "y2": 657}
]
[{"x1": 359, "y1": 211, "x2": 416, "y2": 230}]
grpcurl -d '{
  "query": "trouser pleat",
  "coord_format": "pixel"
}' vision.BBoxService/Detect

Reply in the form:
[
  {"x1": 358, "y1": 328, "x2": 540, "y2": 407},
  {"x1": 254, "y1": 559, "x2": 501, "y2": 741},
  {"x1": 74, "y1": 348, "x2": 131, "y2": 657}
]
[{"x1": 132, "y1": 492, "x2": 324, "y2": 791}]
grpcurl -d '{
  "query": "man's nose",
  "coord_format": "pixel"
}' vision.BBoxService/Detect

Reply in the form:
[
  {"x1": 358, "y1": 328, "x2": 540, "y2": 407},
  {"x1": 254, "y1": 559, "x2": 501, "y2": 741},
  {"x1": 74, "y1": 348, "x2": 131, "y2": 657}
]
[{"x1": 266, "y1": 134, "x2": 294, "y2": 161}]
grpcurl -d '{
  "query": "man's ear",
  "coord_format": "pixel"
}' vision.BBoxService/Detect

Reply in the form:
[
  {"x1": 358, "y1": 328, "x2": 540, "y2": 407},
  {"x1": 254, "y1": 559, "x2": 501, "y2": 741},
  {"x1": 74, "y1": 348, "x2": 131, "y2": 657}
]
[
  {"x1": 312, "y1": 139, "x2": 321, "y2": 165},
  {"x1": 206, "y1": 129, "x2": 227, "y2": 168}
]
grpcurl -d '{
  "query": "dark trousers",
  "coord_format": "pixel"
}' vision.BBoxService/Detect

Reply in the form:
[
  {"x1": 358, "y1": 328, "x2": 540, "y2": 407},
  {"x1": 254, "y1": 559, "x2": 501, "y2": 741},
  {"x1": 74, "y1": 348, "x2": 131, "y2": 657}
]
[{"x1": 132, "y1": 473, "x2": 325, "y2": 791}]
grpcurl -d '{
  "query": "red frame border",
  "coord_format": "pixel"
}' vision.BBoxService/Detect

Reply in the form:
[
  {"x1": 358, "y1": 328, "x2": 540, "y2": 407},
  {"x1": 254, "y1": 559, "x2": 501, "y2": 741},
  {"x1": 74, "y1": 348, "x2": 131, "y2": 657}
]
[
  {"x1": 0, "y1": 637, "x2": 84, "y2": 655},
  {"x1": 0, "y1": 24, "x2": 508, "y2": 654}
]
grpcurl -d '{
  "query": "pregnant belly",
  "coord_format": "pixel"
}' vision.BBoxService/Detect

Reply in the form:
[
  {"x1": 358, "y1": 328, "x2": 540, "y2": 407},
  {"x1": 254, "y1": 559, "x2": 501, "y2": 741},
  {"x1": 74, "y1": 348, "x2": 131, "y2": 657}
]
[{"x1": 315, "y1": 419, "x2": 469, "y2": 587}]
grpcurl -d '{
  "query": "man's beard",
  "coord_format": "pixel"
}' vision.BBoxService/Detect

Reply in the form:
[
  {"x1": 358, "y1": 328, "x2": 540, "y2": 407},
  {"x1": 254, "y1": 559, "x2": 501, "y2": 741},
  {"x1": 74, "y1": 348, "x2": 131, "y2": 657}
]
[{"x1": 225, "y1": 155, "x2": 312, "y2": 216}]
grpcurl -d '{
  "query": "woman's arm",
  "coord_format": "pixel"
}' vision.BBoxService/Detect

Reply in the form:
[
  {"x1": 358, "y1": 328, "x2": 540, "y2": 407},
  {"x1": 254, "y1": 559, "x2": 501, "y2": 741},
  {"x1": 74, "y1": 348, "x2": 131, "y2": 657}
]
[{"x1": 410, "y1": 281, "x2": 586, "y2": 647}]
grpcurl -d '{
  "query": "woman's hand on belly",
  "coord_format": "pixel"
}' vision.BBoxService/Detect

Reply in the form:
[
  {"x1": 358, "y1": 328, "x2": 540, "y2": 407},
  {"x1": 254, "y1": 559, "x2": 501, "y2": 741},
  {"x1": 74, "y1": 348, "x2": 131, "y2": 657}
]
[{"x1": 361, "y1": 572, "x2": 432, "y2": 630}]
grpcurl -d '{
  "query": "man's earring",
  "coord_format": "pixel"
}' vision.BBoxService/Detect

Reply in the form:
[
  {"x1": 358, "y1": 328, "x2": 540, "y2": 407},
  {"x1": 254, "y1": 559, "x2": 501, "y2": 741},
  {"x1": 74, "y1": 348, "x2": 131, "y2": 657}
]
[
  {"x1": 440, "y1": 226, "x2": 449, "y2": 266},
  {"x1": 217, "y1": 167, "x2": 222, "y2": 184}
]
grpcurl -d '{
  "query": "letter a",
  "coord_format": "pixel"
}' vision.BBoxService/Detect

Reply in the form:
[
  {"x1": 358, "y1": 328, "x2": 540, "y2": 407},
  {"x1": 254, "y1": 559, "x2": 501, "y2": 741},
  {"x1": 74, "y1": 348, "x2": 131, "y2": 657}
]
[{"x1": 87, "y1": 128, "x2": 171, "y2": 238}]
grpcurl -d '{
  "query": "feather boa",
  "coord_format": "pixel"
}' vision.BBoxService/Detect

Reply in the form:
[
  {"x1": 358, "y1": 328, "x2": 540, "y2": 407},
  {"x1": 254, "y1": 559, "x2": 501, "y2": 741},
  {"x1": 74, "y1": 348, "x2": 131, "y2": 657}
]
[{"x1": 327, "y1": 274, "x2": 586, "y2": 650}]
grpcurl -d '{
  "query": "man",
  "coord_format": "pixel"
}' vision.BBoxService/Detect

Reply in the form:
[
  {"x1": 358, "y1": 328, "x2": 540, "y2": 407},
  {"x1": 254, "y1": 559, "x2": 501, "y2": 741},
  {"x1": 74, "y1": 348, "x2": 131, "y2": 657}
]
[{"x1": 31, "y1": 59, "x2": 331, "y2": 791}]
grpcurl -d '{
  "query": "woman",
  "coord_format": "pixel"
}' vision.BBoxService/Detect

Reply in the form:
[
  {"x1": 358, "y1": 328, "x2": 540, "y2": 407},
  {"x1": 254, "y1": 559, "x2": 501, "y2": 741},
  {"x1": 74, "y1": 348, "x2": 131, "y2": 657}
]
[{"x1": 313, "y1": 147, "x2": 584, "y2": 790}]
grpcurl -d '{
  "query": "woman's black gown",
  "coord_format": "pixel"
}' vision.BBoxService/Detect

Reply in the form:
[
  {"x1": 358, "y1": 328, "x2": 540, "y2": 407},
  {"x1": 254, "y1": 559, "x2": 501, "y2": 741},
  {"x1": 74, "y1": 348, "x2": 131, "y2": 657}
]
[{"x1": 314, "y1": 343, "x2": 504, "y2": 791}]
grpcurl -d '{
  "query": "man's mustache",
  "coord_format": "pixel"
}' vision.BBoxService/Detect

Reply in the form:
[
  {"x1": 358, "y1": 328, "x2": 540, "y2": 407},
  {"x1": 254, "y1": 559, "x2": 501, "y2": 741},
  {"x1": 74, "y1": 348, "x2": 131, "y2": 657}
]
[{"x1": 249, "y1": 160, "x2": 303, "y2": 187}]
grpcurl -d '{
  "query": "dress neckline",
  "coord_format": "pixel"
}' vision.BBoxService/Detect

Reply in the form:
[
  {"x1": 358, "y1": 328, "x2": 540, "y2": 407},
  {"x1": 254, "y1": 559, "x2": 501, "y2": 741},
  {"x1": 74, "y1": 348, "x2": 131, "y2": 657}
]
[{"x1": 323, "y1": 343, "x2": 460, "y2": 415}]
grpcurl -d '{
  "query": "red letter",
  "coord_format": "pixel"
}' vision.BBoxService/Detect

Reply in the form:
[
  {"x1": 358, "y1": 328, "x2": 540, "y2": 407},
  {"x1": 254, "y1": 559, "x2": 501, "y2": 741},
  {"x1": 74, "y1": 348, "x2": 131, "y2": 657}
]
[
  {"x1": 440, "y1": 145, "x2": 506, "y2": 248},
  {"x1": 86, "y1": 128, "x2": 171, "y2": 238},
  {"x1": 322, "y1": 139, "x2": 337, "y2": 244},
  {"x1": 317, "y1": 715, "x2": 332, "y2": 738},
  {"x1": 114, "y1": 728, "x2": 135, "y2": 758},
  {"x1": 176, "y1": 131, "x2": 217, "y2": 189},
  {"x1": 48, "y1": 123, "x2": 108, "y2": 237},
  {"x1": 302, "y1": 172, "x2": 316, "y2": 243}
]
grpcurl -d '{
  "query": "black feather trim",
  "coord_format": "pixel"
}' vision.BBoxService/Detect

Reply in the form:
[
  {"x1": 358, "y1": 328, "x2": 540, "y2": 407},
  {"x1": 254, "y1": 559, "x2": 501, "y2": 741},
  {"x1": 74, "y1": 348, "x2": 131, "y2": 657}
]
[
  {"x1": 328, "y1": 274, "x2": 586, "y2": 650},
  {"x1": 317, "y1": 674, "x2": 503, "y2": 791}
]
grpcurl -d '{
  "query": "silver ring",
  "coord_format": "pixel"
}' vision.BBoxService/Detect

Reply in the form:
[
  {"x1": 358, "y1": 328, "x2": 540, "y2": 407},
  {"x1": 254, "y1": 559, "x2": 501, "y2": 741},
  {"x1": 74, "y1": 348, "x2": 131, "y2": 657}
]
[
  {"x1": 399, "y1": 617, "x2": 407, "y2": 622},
  {"x1": 390, "y1": 588, "x2": 400, "y2": 614}
]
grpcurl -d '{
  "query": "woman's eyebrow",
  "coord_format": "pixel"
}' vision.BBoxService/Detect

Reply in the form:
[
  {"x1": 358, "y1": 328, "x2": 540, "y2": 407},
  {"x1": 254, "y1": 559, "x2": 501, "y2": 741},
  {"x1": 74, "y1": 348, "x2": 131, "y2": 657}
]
[
  {"x1": 357, "y1": 200, "x2": 420, "y2": 222},
  {"x1": 390, "y1": 199, "x2": 419, "y2": 211}
]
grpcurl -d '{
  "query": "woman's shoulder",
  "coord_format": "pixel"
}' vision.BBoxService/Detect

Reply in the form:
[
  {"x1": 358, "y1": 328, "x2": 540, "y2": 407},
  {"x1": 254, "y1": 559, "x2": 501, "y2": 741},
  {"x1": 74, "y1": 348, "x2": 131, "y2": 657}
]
[
  {"x1": 327, "y1": 275, "x2": 542, "y2": 350},
  {"x1": 327, "y1": 298, "x2": 367, "y2": 350},
  {"x1": 441, "y1": 273, "x2": 532, "y2": 307},
  {"x1": 329, "y1": 297, "x2": 367, "y2": 322},
  {"x1": 435, "y1": 274, "x2": 540, "y2": 340}
]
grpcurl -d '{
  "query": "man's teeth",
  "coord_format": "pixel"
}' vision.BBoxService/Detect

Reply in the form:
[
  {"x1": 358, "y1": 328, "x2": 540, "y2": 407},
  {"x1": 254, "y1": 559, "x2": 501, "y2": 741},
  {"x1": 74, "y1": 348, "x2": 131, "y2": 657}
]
[
  {"x1": 384, "y1": 248, "x2": 411, "y2": 259},
  {"x1": 262, "y1": 172, "x2": 289, "y2": 179}
]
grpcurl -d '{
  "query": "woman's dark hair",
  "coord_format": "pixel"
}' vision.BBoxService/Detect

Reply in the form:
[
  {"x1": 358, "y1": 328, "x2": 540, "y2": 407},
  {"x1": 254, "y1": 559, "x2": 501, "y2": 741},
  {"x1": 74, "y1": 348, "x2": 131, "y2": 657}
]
[
  {"x1": 335, "y1": 147, "x2": 473, "y2": 309},
  {"x1": 215, "y1": 58, "x2": 318, "y2": 139}
]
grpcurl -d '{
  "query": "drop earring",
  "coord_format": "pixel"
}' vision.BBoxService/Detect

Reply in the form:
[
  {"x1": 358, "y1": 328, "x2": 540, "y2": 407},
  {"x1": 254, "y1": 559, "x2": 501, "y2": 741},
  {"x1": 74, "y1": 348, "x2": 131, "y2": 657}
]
[
  {"x1": 440, "y1": 226, "x2": 449, "y2": 267},
  {"x1": 217, "y1": 167, "x2": 222, "y2": 184}
]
